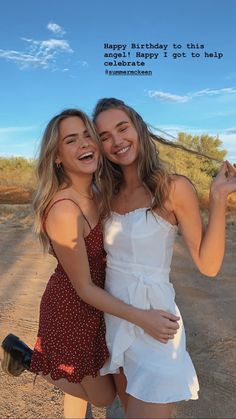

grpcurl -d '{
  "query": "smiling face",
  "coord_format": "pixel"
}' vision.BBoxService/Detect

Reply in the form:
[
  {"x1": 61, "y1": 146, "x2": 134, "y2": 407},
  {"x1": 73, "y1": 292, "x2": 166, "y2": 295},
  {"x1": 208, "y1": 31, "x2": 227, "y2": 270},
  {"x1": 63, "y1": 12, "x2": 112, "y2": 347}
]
[
  {"x1": 56, "y1": 116, "x2": 99, "y2": 177},
  {"x1": 95, "y1": 108, "x2": 140, "y2": 168}
]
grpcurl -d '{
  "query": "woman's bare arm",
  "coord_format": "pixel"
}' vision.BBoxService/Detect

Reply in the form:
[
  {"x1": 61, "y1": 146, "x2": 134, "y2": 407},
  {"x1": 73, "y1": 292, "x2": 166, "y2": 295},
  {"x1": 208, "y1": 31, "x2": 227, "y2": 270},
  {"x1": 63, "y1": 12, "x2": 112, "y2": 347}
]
[{"x1": 171, "y1": 162, "x2": 236, "y2": 276}]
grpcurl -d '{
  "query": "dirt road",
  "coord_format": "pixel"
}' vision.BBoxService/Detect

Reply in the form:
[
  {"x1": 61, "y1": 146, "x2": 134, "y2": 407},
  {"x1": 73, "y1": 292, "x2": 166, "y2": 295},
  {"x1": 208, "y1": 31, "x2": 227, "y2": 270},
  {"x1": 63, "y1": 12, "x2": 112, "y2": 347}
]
[{"x1": 0, "y1": 204, "x2": 235, "y2": 418}]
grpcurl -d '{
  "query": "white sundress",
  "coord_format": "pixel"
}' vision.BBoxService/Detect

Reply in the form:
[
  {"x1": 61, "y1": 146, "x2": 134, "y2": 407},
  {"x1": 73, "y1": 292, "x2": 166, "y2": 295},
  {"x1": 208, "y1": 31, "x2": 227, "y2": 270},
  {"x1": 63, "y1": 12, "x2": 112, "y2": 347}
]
[{"x1": 100, "y1": 208, "x2": 199, "y2": 403}]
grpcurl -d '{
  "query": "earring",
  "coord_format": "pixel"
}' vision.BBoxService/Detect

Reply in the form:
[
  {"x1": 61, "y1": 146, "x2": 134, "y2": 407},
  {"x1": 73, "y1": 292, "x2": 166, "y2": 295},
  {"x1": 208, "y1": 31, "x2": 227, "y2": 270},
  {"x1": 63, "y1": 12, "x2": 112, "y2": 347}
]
[{"x1": 56, "y1": 162, "x2": 62, "y2": 169}]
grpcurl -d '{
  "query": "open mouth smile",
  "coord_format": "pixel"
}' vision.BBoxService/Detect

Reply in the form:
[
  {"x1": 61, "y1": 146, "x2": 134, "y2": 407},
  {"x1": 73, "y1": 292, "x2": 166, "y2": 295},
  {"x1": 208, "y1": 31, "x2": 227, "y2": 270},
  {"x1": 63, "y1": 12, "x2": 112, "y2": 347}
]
[
  {"x1": 78, "y1": 151, "x2": 95, "y2": 161},
  {"x1": 115, "y1": 146, "x2": 130, "y2": 155}
]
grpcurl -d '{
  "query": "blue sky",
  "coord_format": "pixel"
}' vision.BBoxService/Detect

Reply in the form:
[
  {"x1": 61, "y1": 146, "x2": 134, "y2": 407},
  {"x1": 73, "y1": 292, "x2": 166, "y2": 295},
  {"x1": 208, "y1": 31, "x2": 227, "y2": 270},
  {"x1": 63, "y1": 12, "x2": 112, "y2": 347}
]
[{"x1": 0, "y1": 0, "x2": 235, "y2": 161}]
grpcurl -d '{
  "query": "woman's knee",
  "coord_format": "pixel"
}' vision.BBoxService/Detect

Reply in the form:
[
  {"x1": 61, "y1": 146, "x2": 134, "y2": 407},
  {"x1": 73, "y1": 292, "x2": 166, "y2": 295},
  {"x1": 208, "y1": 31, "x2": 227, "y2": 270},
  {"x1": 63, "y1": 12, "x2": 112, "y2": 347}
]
[
  {"x1": 90, "y1": 387, "x2": 116, "y2": 407},
  {"x1": 81, "y1": 373, "x2": 116, "y2": 407}
]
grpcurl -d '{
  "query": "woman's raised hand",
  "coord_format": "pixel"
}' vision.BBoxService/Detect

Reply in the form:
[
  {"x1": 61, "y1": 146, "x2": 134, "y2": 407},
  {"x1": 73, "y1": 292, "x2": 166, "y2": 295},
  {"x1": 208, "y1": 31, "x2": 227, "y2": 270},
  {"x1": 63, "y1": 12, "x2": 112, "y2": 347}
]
[{"x1": 211, "y1": 161, "x2": 236, "y2": 199}]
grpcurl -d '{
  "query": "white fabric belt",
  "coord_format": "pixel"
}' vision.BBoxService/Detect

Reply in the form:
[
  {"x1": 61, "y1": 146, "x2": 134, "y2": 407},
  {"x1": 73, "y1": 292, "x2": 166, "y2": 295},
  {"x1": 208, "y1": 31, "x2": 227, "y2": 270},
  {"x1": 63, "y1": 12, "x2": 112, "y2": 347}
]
[{"x1": 106, "y1": 261, "x2": 174, "y2": 312}]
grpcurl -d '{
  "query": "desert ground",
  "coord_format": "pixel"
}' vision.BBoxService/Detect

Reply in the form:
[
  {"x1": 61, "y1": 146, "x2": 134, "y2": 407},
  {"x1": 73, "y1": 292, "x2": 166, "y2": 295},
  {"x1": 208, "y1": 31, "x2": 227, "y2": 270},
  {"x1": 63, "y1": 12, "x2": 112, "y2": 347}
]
[{"x1": 0, "y1": 201, "x2": 236, "y2": 419}]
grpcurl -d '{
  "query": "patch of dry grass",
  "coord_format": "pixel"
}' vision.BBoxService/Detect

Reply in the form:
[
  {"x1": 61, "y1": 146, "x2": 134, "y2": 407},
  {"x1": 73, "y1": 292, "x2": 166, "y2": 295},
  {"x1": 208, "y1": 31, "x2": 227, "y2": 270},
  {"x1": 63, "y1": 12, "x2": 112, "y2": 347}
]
[
  {"x1": 0, "y1": 204, "x2": 33, "y2": 226},
  {"x1": 0, "y1": 157, "x2": 35, "y2": 204}
]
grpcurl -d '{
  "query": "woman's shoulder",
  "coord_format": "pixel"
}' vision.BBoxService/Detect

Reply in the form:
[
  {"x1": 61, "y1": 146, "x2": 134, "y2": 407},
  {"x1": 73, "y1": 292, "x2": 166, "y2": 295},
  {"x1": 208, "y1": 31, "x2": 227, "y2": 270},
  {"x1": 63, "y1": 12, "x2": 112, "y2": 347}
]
[
  {"x1": 45, "y1": 191, "x2": 83, "y2": 222},
  {"x1": 44, "y1": 196, "x2": 85, "y2": 241},
  {"x1": 169, "y1": 174, "x2": 196, "y2": 191},
  {"x1": 168, "y1": 174, "x2": 198, "y2": 208}
]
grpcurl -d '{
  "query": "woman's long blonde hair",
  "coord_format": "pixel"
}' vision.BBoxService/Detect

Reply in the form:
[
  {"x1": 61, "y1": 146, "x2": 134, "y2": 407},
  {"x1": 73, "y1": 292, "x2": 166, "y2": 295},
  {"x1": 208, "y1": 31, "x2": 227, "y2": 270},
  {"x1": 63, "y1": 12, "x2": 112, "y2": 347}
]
[
  {"x1": 93, "y1": 98, "x2": 173, "y2": 220},
  {"x1": 33, "y1": 109, "x2": 99, "y2": 251}
]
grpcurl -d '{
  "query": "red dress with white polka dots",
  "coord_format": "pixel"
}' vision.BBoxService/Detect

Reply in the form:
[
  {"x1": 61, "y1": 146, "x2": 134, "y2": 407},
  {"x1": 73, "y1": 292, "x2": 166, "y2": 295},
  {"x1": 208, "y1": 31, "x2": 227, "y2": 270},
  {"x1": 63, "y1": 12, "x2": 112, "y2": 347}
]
[{"x1": 29, "y1": 199, "x2": 109, "y2": 382}]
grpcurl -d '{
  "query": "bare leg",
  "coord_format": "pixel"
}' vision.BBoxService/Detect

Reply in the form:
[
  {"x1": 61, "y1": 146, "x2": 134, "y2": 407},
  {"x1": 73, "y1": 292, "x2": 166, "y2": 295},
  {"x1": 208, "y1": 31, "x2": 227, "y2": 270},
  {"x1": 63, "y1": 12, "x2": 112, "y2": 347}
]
[
  {"x1": 44, "y1": 372, "x2": 116, "y2": 407},
  {"x1": 81, "y1": 373, "x2": 116, "y2": 407},
  {"x1": 1, "y1": 334, "x2": 115, "y2": 409},
  {"x1": 43, "y1": 373, "x2": 115, "y2": 418},
  {"x1": 44, "y1": 374, "x2": 89, "y2": 400},
  {"x1": 113, "y1": 368, "x2": 129, "y2": 413},
  {"x1": 64, "y1": 393, "x2": 87, "y2": 419},
  {"x1": 126, "y1": 395, "x2": 175, "y2": 419}
]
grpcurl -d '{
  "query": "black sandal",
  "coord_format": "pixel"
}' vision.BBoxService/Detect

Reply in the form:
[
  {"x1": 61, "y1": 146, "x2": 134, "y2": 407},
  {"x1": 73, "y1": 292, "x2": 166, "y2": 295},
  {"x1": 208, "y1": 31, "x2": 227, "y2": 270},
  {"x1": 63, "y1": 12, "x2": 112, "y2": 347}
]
[{"x1": 1, "y1": 334, "x2": 32, "y2": 377}]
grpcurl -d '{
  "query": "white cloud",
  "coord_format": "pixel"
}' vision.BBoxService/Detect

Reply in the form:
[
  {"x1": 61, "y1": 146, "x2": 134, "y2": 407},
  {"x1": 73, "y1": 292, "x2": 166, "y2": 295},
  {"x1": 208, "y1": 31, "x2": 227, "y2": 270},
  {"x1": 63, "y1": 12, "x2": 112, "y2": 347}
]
[
  {"x1": 47, "y1": 22, "x2": 65, "y2": 36},
  {"x1": 148, "y1": 90, "x2": 189, "y2": 103},
  {"x1": 0, "y1": 49, "x2": 45, "y2": 68},
  {"x1": 0, "y1": 35, "x2": 73, "y2": 71},
  {"x1": 148, "y1": 87, "x2": 236, "y2": 103},
  {"x1": 192, "y1": 87, "x2": 236, "y2": 97},
  {"x1": 225, "y1": 127, "x2": 236, "y2": 134},
  {"x1": 38, "y1": 39, "x2": 73, "y2": 52},
  {"x1": 0, "y1": 125, "x2": 35, "y2": 134}
]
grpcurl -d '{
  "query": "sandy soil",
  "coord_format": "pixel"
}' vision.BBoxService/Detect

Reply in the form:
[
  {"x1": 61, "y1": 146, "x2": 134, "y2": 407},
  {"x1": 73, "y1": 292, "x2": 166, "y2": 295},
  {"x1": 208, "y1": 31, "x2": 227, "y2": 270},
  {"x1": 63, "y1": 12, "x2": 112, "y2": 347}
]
[{"x1": 0, "y1": 204, "x2": 235, "y2": 418}]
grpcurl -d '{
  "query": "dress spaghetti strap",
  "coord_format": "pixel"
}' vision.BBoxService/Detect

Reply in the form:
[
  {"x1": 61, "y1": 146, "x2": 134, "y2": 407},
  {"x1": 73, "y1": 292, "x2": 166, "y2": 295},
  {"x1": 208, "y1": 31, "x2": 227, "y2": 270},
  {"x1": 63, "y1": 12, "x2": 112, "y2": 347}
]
[{"x1": 43, "y1": 198, "x2": 92, "y2": 230}]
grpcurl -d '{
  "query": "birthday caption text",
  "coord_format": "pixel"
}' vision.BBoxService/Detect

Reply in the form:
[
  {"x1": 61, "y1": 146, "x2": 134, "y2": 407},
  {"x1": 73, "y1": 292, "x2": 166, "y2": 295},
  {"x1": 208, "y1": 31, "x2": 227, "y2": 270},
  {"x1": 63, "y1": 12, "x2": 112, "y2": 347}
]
[{"x1": 103, "y1": 42, "x2": 224, "y2": 76}]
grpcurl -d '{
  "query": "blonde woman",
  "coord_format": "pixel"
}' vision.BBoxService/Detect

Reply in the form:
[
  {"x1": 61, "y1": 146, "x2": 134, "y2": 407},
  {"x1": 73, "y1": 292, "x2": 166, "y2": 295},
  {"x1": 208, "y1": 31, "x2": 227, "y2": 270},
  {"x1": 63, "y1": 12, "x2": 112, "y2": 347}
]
[
  {"x1": 1, "y1": 109, "x2": 179, "y2": 418},
  {"x1": 93, "y1": 98, "x2": 236, "y2": 419}
]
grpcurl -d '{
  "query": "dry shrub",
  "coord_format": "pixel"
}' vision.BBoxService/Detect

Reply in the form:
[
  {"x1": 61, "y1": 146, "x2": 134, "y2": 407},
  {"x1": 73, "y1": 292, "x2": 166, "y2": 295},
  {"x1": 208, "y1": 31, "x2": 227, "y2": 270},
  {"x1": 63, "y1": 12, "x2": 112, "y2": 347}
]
[{"x1": 0, "y1": 157, "x2": 36, "y2": 189}]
